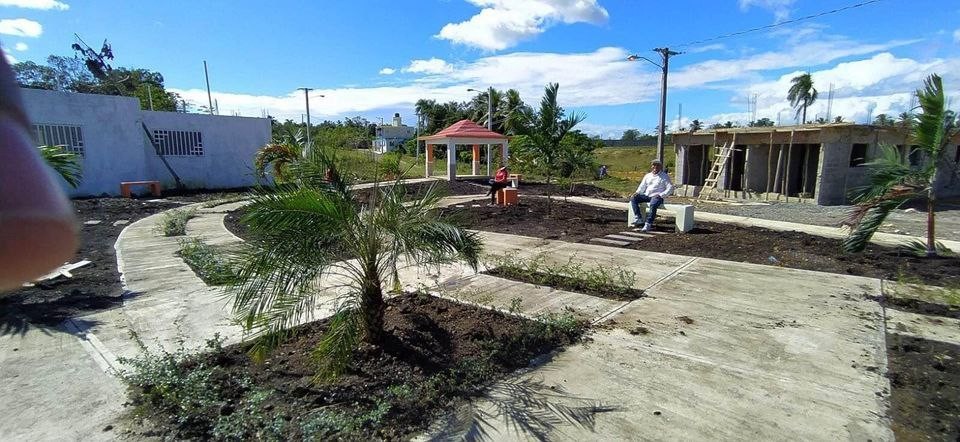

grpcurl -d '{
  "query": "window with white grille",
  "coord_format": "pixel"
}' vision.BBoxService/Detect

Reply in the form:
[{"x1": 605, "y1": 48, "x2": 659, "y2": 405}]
[
  {"x1": 32, "y1": 124, "x2": 85, "y2": 156},
  {"x1": 152, "y1": 130, "x2": 204, "y2": 156}
]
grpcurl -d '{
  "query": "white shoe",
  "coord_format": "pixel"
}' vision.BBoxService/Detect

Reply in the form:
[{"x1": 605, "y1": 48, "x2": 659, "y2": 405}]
[{"x1": 640, "y1": 223, "x2": 651, "y2": 232}]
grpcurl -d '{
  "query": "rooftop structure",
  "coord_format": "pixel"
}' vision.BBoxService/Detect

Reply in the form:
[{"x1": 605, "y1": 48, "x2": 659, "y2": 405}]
[{"x1": 419, "y1": 119, "x2": 509, "y2": 180}]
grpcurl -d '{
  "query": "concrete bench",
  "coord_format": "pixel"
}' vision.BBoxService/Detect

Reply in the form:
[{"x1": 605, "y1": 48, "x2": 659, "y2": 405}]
[
  {"x1": 120, "y1": 180, "x2": 162, "y2": 198},
  {"x1": 628, "y1": 201, "x2": 694, "y2": 233}
]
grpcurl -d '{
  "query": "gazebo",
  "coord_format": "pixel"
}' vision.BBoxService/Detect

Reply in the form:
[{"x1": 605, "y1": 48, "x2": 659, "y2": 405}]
[{"x1": 418, "y1": 119, "x2": 509, "y2": 180}]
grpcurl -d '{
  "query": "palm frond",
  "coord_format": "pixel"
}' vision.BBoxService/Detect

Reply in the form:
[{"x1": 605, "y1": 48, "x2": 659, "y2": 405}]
[
  {"x1": 914, "y1": 74, "x2": 947, "y2": 160},
  {"x1": 38, "y1": 145, "x2": 82, "y2": 188},
  {"x1": 254, "y1": 142, "x2": 301, "y2": 182},
  {"x1": 847, "y1": 144, "x2": 921, "y2": 204},
  {"x1": 311, "y1": 307, "x2": 361, "y2": 383},
  {"x1": 842, "y1": 197, "x2": 909, "y2": 253}
]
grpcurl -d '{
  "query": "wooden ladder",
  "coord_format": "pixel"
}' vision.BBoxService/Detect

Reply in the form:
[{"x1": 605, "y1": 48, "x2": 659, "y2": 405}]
[{"x1": 699, "y1": 141, "x2": 734, "y2": 200}]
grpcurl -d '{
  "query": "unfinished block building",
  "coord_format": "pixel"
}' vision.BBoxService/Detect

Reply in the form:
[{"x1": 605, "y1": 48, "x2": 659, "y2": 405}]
[{"x1": 671, "y1": 124, "x2": 960, "y2": 205}]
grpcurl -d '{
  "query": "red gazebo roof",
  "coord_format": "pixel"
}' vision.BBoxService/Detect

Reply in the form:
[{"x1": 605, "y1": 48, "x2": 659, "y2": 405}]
[{"x1": 419, "y1": 119, "x2": 507, "y2": 141}]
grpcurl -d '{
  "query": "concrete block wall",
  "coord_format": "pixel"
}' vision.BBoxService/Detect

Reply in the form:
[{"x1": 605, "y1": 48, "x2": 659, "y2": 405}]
[
  {"x1": 744, "y1": 145, "x2": 770, "y2": 192},
  {"x1": 142, "y1": 111, "x2": 270, "y2": 191},
  {"x1": 20, "y1": 88, "x2": 271, "y2": 197}
]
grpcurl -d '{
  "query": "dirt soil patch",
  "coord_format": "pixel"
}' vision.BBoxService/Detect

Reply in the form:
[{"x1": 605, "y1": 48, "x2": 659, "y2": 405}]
[
  {"x1": 124, "y1": 293, "x2": 587, "y2": 440},
  {"x1": 886, "y1": 333, "x2": 960, "y2": 440},
  {"x1": 445, "y1": 198, "x2": 960, "y2": 287},
  {"x1": 0, "y1": 191, "x2": 246, "y2": 334},
  {"x1": 464, "y1": 179, "x2": 620, "y2": 199}
]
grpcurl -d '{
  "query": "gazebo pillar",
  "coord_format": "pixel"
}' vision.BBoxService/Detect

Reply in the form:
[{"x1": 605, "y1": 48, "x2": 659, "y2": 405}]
[
  {"x1": 425, "y1": 143, "x2": 434, "y2": 176},
  {"x1": 471, "y1": 144, "x2": 480, "y2": 175},
  {"x1": 501, "y1": 141, "x2": 510, "y2": 167},
  {"x1": 446, "y1": 141, "x2": 456, "y2": 181}
]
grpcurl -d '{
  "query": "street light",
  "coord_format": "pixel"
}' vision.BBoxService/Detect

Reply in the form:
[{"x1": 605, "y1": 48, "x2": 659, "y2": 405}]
[
  {"x1": 467, "y1": 87, "x2": 495, "y2": 176},
  {"x1": 297, "y1": 87, "x2": 325, "y2": 156},
  {"x1": 627, "y1": 47, "x2": 680, "y2": 164}
]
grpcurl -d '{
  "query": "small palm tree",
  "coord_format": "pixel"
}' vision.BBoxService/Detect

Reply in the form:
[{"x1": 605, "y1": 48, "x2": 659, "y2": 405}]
[
  {"x1": 230, "y1": 145, "x2": 482, "y2": 381},
  {"x1": 842, "y1": 74, "x2": 957, "y2": 256},
  {"x1": 511, "y1": 83, "x2": 585, "y2": 210},
  {"x1": 38, "y1": 145, "x2": 82, "y2": 188},
  {"x1": 787, "y1": 73, "x2": 818, "y2": 124}
]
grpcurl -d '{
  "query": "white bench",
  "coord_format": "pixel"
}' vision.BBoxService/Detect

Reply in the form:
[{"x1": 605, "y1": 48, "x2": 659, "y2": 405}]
[{"x1": 628, "y1": 202, "x2": 695, "y2": 233}]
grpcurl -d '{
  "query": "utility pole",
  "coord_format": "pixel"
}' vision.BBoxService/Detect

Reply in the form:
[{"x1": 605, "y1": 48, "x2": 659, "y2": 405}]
[
  {"x1": 146, "y1": 83, "x2": 154, "y2": 110},
  {"x1": 298, "y1": 87, "x2": 313, "y2": 156},
  {"x1": 487, "y1": 86, "x2": 494, "y2": 175},
  {"x1": 628, "y1": 47, "x2": 680, "y2": 163},
  {"x1": 203, "y1": 61, "x2": 214, "y2": 115},
  {"x1": 415, "y1": 111, "x2": 420, "y2": 159}
]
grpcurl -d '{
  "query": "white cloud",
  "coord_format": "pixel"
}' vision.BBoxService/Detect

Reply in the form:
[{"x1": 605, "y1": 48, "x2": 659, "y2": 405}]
[
  {"x1": 0, "y1": 0, "x2": 68, "y2": 10},
  {"x1": 670, "y1": 36, "x2": 920, "y2": 89},
  {"x1": 3, "y1": 51, "x2": 16, "y2": 64},
  {"x1": 739, "y1": 0, "x2": 795, "y2": 22},
  {"x1": 403, "y1": 58, "x2": 454, "y2": 74},
  {"x1": 686, "y1": 43, "x2": 726, "y2": 54},
  {"x1": 436, "y1": 0, "x2": 609, "y2": 51},
  {"x1": 14, "y1": 42, "x2": 27, "y2": 51},
  {"x1": 0, "y1": 18, "x2": 42, "y2": 37},
  {"x1": 954, "y1": 28, "x2": 960, "y2": 44},
  {"x1": 701, "y1": 53, "x2": 960, "y2": 125},
  {"x1": 165, "y1": 30, "x2": 959, "y2": 132},
  {"x1": 378, "y1": 67, "x2": 396, "y2": 75}
]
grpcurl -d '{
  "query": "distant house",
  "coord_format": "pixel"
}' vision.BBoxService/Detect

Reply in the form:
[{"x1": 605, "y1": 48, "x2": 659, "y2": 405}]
[
  {"x1": 373, "y1": 113, "x2": 415, "y2": 154},
  {"x1": 20, "y1": 88, "x2": 271, "y2": 197},
  {"x1": 671, "y1": 123, "x2": 960, "y2": 205}
]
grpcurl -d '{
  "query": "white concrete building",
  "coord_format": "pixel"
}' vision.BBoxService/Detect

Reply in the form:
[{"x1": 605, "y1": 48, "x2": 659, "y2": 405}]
[
  {"x1": 373, "y1": 113, "x2": 415, "y2": 153},
  {"x1": 21, "y1": 88, "x2": 271, "y2": 197}
]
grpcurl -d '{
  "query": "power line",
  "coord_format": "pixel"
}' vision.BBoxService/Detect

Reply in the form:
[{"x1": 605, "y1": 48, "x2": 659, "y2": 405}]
[{"x1": 672, "y1": 0, "x2": 885, "y2": 49}]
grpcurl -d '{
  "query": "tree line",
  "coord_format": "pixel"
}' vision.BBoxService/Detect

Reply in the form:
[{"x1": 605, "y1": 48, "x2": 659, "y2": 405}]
[{"x1": 12, "y1": 38, "x2": 185, "y2": 112}]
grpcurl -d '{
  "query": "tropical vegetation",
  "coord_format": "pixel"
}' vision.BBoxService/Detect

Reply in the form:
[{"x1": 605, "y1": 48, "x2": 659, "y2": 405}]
[
  {"x1": 786, "y1": 72, "x2": 818, "y2": 124},
  {"x1": 38, "y1": 145, "x2": 82, "y2": 188},
  {"x1": 230, "y1": 143, "x2": 482, "y2": 381},
  {"x1": 842, "y1": 74, "x2": 958, "y2": 256}
]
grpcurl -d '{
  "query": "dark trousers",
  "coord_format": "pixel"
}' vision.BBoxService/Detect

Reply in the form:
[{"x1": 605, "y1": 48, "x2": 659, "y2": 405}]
[
  {"x1": 488, "y1": 180, "x2": 509, "y2": 203},
  {"x1": 630, "y1": 194, "x2": 664, "y2": 225}
]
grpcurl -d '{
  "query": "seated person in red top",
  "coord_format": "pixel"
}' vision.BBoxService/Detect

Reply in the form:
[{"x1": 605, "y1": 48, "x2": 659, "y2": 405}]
[{"x1": 485, "y1": 166, "x2": 510, "y2": 204}]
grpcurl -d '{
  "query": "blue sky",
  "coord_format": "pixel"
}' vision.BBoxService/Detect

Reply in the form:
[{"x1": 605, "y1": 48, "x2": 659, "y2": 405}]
[{"x1": 1, "y1": 0, "x2": 958, "y2": 137}]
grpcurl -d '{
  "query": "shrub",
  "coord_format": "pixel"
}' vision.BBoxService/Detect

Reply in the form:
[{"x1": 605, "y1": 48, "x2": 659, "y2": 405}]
[
  {"x1": 177, "y1": 238, "x2": 239, "y2": 285},
  {"x1": 485, "y1": 253, "x2": 642, "y2": 300},
  {"x1": 156, "y1": 207, "x2": 198, "y2": 236}
]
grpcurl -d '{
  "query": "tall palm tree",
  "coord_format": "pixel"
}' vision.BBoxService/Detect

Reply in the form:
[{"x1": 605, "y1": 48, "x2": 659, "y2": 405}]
[
  {"x1": 230, "y1": 145, "x2": 482, "y2": 381},
  {"x1": 787, "y1": 73, "x2": 818, "y2": 124},
  {"x1": 842, "y1": 74, "x2": 957, "y2": 256},
  {"x1": 38, "y1": 145, "x2": 82, "y2": 188}
]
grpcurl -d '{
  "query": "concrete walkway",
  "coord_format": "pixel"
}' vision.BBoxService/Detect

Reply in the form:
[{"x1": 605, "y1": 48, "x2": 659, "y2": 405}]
[
  {"x1": 1, "y1": 195, "x2": 954, "y2": 440},
  {"x1": 422, "y1": 232, "x2": 894, "y2": 440}
]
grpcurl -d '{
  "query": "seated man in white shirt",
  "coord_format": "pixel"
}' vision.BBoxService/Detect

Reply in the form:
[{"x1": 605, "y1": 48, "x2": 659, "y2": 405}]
[{"x1": 630, "y1": 159, "x2": 674, "y2": 232}]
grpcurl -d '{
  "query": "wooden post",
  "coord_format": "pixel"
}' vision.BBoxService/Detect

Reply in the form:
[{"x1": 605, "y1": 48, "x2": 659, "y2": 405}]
[
  {"x1": 471, "y1": 144, "x2": 480, "y2": 176},
  {"x1": 765, "y1": 131, "x2": 774, "y2": 201},
  {"x1": 784, "y1": 131, "x2": 795, "y2": 202},
  {"x1": 801, "y1": 144, "x2": 811, "y2": 200}
]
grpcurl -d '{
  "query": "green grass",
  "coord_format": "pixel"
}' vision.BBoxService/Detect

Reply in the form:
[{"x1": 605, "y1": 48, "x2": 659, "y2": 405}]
[
  {"x1": 590, "y1": 146, "x2": 679, "y2": 197},
  {"x1": 156, "y1": 208, "x2": 198, "y2": 237},
  {"x1": 177, "y1": 238, "x2": 239, "y2": 285},
  {"x1": 485, "y1": 253, "x2": 642, "y2": 301}
]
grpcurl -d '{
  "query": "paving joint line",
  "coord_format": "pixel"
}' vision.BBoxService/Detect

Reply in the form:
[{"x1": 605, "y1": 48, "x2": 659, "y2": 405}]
[{"x1": 591, "y1": 256, "x2": 700, "y2": 326}]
